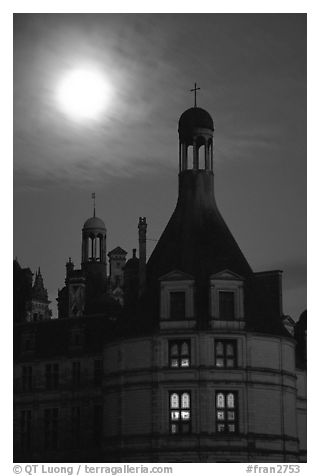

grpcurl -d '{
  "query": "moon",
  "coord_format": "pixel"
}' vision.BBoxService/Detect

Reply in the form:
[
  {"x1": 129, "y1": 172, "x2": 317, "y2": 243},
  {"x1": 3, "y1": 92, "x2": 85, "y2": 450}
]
[{"x1": 56, "y1": 68, "x2": 111, "y2": 121}]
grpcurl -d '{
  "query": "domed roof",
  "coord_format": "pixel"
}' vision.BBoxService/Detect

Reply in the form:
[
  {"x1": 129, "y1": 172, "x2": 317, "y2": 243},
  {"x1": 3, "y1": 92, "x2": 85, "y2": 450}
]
[
  {"x1": 83, "y1": 216, "x2": 106, "y2": 230},
  {"x1": 179, "y1": 107, "x2": 214, "y2": 132}
]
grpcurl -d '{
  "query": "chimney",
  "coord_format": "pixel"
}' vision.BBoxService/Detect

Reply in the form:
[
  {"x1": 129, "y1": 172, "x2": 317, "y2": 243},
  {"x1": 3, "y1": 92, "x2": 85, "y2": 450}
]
[
  {"x1": 65, "y1": 257, "x2": 74, "y2": 284},
  {"x1": 138, "y1": 217, "x2": 147, "y2": 296}
]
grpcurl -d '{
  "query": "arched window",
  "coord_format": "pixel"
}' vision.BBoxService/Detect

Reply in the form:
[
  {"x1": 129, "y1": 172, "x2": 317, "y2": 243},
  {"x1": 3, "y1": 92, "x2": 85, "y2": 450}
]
[
  {"x1": 216, "y1": 342, "x2": 224, "y2": 356},
  {"x1": 95, "y1": 236, "x2": 101, "y2": 261},
  {"x1": 215, "y1": 340, "x2": 237, "y2": 368},
  {"x1": 215, "y1": 391, "x2": 237, "y2": 433},
  {"x1": 198, "y1": 144, "x2": 205, "y2": 169},
  {"x1": 169, "y1": 391, "x2": 191, "y2": 434},
  {"x1": 181, "y1": 341, "x2": 189, "y2": 356},
  {"x1": 171, "y1": 344, "x2": 178, "y2": 357},
  {"x1": 227, "y1": 393, "x2": 235, "y2": 408},
  {"x1": 87, "y1": 237, "x2": 92, "y2": 259},
  {"x1": 170, "y1": 393, "x2": 179, "y2": 409},
  {"x1": 181, "y1": 392, "x2": 190, "y2": 409},
  {"x1": 169, "y1": 340, "x2": 190, "y2": 367},
  {"x1": 187, "y1": 145, "x2": 193, "y2": 170},
  {"x1": 217, "y1": 393, "x2": 225, "y2": 409},
  {"x1": 226, "y1": 344, "x2": 234, "y2": 356},
  {"x1": 208, "y1": 138, "x2": 213, "y2": 170}
]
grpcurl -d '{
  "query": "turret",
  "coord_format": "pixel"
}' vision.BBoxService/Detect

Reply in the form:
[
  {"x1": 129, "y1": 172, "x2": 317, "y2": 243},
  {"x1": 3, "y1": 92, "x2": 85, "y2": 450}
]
[
  {"x1": 147, "y1": 98, "x2": 252, "y2": 326},
  {"x1": 29, "y1": 267, "x2": 51, "y2": 321}
]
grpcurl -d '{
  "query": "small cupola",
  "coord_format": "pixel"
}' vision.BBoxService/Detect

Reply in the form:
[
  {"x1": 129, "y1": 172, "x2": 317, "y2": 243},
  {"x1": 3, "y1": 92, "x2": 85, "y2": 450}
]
[
  {"x1": 81, "y1": 194, "x2": 107, "y2": 266},
  {"x1": 178, "y1": 84, "x2": 215, "y2": 172}
]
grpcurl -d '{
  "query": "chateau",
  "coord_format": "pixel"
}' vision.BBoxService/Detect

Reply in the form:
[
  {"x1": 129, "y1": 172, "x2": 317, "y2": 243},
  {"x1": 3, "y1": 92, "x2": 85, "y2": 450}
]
[{"x1": 13, "y1": 102, "x2": 307, "y2": 462}]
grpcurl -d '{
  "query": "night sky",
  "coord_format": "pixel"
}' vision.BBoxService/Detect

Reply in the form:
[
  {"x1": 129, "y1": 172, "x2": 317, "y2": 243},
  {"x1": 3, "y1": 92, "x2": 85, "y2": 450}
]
[{"x1": 13, "y1": 13, "x2": 306, "y2": 319}]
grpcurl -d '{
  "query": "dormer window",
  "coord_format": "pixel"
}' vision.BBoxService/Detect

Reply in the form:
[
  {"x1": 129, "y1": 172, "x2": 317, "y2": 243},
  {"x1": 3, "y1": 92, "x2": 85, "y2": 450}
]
[
  {"x1": 170, "y1": 291, "x2": 186, "y2": 319},
  {"x1": 219, "y1": 291, "x2": 235, "y2": 320},
  {"x1": 159, "y1": 270, "x2": 195, "y2": 327},
  {"x1": 209, "y1": 270, "x2": 244, "y2": 323}
]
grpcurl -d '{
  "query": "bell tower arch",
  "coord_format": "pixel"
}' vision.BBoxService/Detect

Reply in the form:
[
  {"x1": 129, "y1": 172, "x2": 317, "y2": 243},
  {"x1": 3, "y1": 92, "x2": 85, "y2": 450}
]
[
  {"x1": 81, "y1": 195, "x2": 107, "y2": 285},
  {"x1": 178, "y1": 84, "x2": 214, "y2": 172}
]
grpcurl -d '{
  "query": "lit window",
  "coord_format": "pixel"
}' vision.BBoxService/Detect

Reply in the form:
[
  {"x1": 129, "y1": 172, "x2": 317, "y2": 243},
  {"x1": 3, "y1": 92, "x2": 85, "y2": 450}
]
[
  {"x1": 169, "y1": 340, "x2": 191, "y2": 368},
  {"x1": 215, "y1": 340, "x2": 237, "y2": 368},
  {"x1": 170, "y1": 292, "x2": 186, "y2": 319},
  {"x1": 215, "y1": 391, "x2": 238, "y2": 433},
  {"x1": 219, "y1": 291, "x2": 235, "y2": 320},
  {"x1": 169, "y1": 391, "x2": 191, "y2": 434}
]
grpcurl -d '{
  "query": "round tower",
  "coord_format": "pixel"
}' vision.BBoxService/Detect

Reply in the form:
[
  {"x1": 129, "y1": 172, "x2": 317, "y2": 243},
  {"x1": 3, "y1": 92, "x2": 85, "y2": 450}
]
[
  {"x1": 81, "y1": 215, "x2": 107, "y2": 281},
  {"x1": 147, "y1": 104, "x2": 252, "y2": 326},
  {"x1": 178, "y1": 107, "x2": 214, "y2": 171}
]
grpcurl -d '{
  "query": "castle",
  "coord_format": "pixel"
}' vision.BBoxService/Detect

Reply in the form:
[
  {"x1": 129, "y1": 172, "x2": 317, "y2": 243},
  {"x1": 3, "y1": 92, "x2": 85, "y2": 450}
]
[{"x1": 13, "y1": 101, "x2": 307, "y2": 462}]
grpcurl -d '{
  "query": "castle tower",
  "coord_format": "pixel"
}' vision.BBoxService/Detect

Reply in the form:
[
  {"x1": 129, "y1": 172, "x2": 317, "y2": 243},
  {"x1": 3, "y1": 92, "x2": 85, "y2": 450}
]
[
  {"x1": 28, "y1": 267, "x2": 51, "y2": 321},
  {"x1": 147, "y1": 103, "x2": 252, "y2": 327},
  {"x1": 81, "y1": 216, "x2": 107, "y2": 279},
  {"x1": 81, "y1": 213, "x2": 107, "y2": 308},
  {"x1": 108, "y1": 247, "x2": 127, "y2": 289}
]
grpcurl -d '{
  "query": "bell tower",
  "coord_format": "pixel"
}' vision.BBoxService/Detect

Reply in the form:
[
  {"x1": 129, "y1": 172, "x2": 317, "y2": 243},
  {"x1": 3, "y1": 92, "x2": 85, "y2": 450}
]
[
  {"x1": 147, "y1": 91, "x2": 252, "y2": 325},
  {"x1": 178, "y1": 83, "x2": 214, "y2": 172},
  {"x1": 81, "y1": 195, "x2": 107, "y2": 283}
]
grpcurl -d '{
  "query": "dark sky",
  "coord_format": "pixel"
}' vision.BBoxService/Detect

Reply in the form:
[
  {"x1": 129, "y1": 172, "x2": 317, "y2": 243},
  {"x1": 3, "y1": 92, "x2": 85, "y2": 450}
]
[{"x1": 13, "y1": 13, "x2": 306, "y2": 319}]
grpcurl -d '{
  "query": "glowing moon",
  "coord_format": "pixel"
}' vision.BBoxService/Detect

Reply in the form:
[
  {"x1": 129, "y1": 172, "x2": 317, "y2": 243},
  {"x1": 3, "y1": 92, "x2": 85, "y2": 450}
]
[{"x1": 56, "y1": 68, "x2": 110, "y2": 121}]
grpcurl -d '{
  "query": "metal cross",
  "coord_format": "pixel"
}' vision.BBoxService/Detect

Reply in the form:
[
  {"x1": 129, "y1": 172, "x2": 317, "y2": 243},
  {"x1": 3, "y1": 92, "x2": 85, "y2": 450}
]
[
  {"x1": 190, "y1": 82, "x2": 200, "y2": 107},
  {"x1": 91, "y1": 192, "x2": 96, "y2": 217}
]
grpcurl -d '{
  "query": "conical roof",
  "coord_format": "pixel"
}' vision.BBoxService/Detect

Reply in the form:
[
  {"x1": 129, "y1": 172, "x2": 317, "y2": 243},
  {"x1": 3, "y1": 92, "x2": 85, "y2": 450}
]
[
  {"x1": 32, "y1": 268, "x2": 49, "y2": 301},
  {"x1": 147, "y1": 170, "x2": 252, "y2": 284}
]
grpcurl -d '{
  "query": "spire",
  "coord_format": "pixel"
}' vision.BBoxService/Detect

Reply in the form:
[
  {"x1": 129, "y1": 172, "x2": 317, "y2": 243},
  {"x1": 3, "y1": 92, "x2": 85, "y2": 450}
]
[
  {"x1": 190, "y1": 82, "x2": 200, "y2": 108},
  {"x1": 32, "y1": 267, "x2": 49, "y2": 301},
  {"x1": 92, "y1": 192, "x2": 96, "y2": 217}
]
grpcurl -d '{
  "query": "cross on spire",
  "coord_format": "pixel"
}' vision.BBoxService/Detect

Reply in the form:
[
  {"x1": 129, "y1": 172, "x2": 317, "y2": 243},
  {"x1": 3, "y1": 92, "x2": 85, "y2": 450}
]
[
  {"x1": 190, "y1": 82, "x2": 200, "y2": 107},
  {"x1": 91, "y1": 192, "x2": 96, "y2": 217}
]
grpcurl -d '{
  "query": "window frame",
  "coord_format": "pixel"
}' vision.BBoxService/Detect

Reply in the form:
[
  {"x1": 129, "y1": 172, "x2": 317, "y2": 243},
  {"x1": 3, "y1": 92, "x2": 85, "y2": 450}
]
[
  {"x1": 169, "y1": 340, "x2": 191, "y2": 368},
  {"x1": 214, "y1": 340, "x2": 237, "y2": 368},
  {"x1": 218, "y1": 290, "x2": 235, "y2": 320},
  {"x1": 215, "y1": 391, "x2": 238, "y2": 434},
  {"x1": 169, "y1": 390, "x2": 192, "y2": 434},
  {"x1": 209, "y1": 270, "x2": 244, "y2": 322},
  {"x1": 159, "y1": 271, "x2": 195, "y2": 323},
  {"x1": 169, "y1": 291, "x2": 186, "y2": 320}
]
